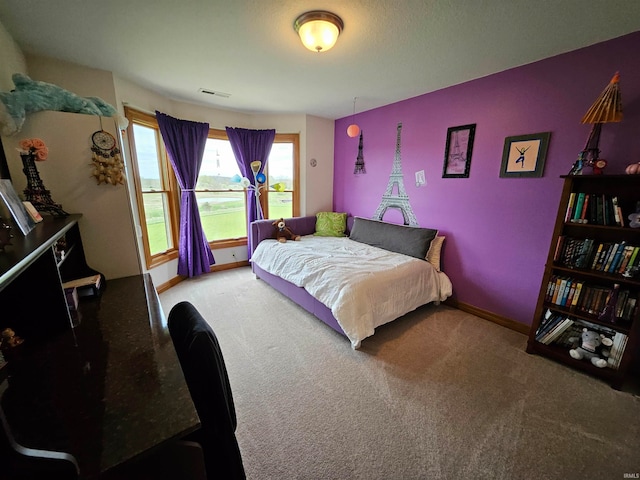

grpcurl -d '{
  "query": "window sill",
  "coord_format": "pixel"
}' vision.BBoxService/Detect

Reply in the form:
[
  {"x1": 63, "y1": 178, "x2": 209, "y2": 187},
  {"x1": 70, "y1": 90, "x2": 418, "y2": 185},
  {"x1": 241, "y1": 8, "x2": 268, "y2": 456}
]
[{"x1": 210, "y1": 238, "x2": 247, "y2": 250}]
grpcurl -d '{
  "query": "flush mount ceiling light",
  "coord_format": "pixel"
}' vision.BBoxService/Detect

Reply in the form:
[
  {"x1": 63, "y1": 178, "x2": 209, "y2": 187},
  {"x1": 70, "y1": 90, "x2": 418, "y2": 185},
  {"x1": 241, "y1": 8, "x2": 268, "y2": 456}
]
[{"x1": 294, "y1": 10, "x2": 343, "y2": 53}]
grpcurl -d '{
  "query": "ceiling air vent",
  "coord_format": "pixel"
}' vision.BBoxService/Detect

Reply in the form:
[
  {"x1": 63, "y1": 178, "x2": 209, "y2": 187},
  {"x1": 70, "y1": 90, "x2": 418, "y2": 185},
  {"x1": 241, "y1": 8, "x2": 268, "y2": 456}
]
[{"x1": 199, "y1": 88, "x2": 231, "y2": 98}]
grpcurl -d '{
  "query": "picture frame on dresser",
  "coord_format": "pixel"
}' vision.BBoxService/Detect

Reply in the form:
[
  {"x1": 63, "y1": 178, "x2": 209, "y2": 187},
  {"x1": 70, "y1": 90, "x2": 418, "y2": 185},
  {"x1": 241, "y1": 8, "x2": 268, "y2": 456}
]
[{"x1": 0, "y1": 179, "x2": 35, "y2": 235}]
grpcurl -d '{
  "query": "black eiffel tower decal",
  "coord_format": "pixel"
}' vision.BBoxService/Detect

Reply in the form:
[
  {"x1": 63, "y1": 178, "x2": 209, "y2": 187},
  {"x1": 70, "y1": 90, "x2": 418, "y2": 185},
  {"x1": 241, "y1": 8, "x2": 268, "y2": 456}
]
[
  {"x1": 372, "y1": 123, "x2": 418, "y2": 226},
  {"x1": 354, "y1": 131, "x2": 365, "y2": 174}
]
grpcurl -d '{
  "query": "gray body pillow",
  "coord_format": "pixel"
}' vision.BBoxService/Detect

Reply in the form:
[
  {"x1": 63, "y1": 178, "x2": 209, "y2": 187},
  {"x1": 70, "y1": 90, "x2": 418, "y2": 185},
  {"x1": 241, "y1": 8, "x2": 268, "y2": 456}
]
[{"x1": 349, "y1": 217, "x2": 438, "y2": 260}]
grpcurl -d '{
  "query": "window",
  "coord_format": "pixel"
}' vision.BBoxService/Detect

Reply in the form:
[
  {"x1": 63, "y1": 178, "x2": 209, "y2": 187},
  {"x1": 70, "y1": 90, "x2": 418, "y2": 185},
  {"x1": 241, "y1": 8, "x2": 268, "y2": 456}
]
[
  {"x1": 196, "y1": 130, "x2": 299, "y2": 245},
  {"x1": 125, "y1": 107, "x2": 179, "y2": 268},
  {"x1": 196, "y1": 132, "x2": 246, "y2": 243},
  {"x1": 264, "y1": 134, "x2": 300, "y2": 220},
  {"x1": 125, "y1": 107, "x2": 299, "y2": 268}
]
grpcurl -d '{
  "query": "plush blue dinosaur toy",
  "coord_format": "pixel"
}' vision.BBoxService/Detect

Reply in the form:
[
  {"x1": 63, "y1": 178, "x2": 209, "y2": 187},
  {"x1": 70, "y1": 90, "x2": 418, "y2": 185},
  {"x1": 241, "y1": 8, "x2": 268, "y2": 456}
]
[{"x1": 0, "y1": 73, "x2": 127, "y2": 136}]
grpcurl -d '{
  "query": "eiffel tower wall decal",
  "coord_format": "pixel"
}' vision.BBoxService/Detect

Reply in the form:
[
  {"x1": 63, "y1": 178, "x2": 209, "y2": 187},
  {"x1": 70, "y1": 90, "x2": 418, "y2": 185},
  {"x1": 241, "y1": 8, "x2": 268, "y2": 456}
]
[{"x1": 372, "y1": 123, "x2": 418, "y2": 226}]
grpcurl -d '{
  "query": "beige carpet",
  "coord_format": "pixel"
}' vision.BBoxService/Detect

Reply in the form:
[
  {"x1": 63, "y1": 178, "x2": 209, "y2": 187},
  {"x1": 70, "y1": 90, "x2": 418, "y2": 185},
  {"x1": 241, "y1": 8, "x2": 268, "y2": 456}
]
[{"x1": 160, "y1": 267, "x2": 640, "y2": 480}]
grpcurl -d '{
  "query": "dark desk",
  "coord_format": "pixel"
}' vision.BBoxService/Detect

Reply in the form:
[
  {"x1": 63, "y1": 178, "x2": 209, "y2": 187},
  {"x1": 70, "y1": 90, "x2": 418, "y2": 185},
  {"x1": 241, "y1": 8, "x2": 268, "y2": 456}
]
[{"x1": 1, "y1": 274, "x2": 200, "y2": 478}]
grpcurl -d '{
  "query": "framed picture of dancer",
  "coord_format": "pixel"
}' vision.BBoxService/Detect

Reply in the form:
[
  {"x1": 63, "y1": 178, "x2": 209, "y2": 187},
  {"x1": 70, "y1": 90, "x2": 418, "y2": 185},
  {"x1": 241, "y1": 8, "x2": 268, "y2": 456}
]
[
  {"x1": 442, "y1": 124, "x2": 476, "y2": 178},
  {"x1": 500, "y1": 132, "x2": 550, "y2": 178}
]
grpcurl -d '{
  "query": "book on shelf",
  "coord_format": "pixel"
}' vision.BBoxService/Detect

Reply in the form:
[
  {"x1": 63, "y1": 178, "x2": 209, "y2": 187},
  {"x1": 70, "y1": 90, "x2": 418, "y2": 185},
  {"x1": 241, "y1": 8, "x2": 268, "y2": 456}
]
[
  {"x1": 603, "y1": 242, "x2": 623, "y2": 273},
  {"x1": 627, "y1": 246, "x2": 640, "y2": 271},
  {"x1": 541, "y1": 317, "x2": 574, "y2": 344},
  {"x1": 535, "y1": 311, "x2": 564, "y2": 341},
  {"x1": 571, "y1": 282, "x2": 584, "y2": 308},
  {"x1": 576, "y1": 318, "x2": 617, "y2": 338},
  {"x1": 545, "y1": 275, "x2": 558, "y2": 302},
  {"x1": 590, "y1": 242, "x2": 605, "y2": 269},
  {"x1": 615, "y1": 289, "x2": 629, "y2": 318},
  {"x1": 602, "y1": 194, "x2": 611, "y2": 226},
  {"x1": 64, "y1": 287, "x2": 79, "y2": 311},
  {"x1": 579, "y1": 194, "x2": 590, "y2": 223},
  {"x1": 22, "y1": 201, "x2": 43, "y2": 223},
  {"x1": 554, "y1": 236, "x2": 565, "y2": 262},
  {"x1": 609, "y1": 242, "x2": 628, "y2": 273},
  {"x1": 607, "y1": 331, "x2": 628, "y2": 369},
  {"x1": 62, "y1": 274, "x2": 102, "y2": 297},
  {"x1": 564, "y1": 281, "x2": 577, "y2": 307},
  {"x1": 558, "y1": 278, "x2": 570, "y2": 305},
  {"x1": 594, "y1": 243, "x2": 613, "y2": 271},
  {"x1": 553, "y1": 322, "x2": 585, "y2": 348},
  {"x1": 571, "y1": 193, "x2": 586, "y2": 223},
  {"x1": 551, "y1": 277, "x2": 565, "y2": 304},
  {"x1": 616, "y1": 245, "x2": 635, "y2": 274},
  {"x1": 594, "y1": 195, "x2": 602, "y2": 224},
  {"x1": 588, "y1": 193, "x2": 597, "y2": 224},
  {"x1": 577, "y1": 286, "x2": 594, "y2": 314},
  {"x1": 621, "y1": 297, "x2": 637, "y2": 323},
  {"x1": 565, "y1": 192, "x2": 576, "y2": 223},
  {"x1": 611, "y1": 196, "x2": 620, "y2": 226},
  {"x1": 574, "y1": 239, "x2": 594, "y2": 269}
]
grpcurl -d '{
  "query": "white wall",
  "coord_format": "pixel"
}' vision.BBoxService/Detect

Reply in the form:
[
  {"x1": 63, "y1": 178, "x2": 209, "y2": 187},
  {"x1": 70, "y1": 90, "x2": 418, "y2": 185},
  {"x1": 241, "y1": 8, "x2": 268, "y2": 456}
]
[
  {"x1": 0, "y1": 20, "x2": 26, "y2": 91},
  {"x1": 304, "y1": 115, "x2": 334, "y2": 214}
]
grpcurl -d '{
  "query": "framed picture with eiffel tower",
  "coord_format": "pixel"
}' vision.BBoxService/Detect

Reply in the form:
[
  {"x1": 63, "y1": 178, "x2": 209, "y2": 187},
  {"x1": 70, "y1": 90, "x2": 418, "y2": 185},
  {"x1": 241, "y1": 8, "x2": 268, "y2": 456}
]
[{"x1": 442, "y1": 124, "x2": 476, "y2": 178}]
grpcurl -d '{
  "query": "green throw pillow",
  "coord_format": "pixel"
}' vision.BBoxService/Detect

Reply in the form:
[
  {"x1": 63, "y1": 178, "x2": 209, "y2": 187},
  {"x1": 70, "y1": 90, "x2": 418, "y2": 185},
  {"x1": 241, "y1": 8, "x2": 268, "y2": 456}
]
[{"x1": 314, "y1": 212, "x2": 347, "y2": 237}]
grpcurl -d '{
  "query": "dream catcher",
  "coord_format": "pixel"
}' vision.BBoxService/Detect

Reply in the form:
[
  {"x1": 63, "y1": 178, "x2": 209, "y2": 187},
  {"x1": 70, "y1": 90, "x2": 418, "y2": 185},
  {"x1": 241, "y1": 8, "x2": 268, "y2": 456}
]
[{"x1": 90, "y1": 121, "x2": 124, "y2": 185}]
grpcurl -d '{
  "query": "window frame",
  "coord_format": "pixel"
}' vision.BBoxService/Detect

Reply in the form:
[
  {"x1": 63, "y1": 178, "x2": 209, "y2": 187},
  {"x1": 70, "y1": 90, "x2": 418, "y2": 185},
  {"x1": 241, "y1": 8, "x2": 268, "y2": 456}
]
[
  {"x1": 197, "y1": 128, "x2": 247, "y2": 249},
  {"x1": 260, "y1": 133, "x2": 300, "y2": 220},
  {"x1": 124, "y1": 107, "x2": 180, "y2": 269},
  {"x1": 197, "y1": 129, "x2": 300, "y2": 248}
]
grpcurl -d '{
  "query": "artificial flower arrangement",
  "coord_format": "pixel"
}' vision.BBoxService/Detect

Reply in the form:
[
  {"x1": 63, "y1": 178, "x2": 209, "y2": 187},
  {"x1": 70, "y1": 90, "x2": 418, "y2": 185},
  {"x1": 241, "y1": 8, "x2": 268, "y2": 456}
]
[{"x1": 17, "y1": 138, "x2": 48, "y2": 161}]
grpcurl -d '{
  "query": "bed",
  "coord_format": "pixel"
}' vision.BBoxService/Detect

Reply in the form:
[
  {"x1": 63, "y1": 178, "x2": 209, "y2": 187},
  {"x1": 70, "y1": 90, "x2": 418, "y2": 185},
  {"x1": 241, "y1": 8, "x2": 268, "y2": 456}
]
[{"x1": 250, "y1": 215, "x2": 453, "y2": 348}]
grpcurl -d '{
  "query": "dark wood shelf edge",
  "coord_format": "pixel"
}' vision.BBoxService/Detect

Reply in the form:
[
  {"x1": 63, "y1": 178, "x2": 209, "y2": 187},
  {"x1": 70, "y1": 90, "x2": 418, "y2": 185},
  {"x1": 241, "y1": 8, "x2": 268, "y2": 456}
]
[
  {"x1": 526, "y1": 340, "x2": 625, "y2": 389},
  {"x1": 540, "y1": 302, "x2": 632, "y2": 335},
  {"x1": 550, "y1": 264, "x2": 640, "y2": 287}
]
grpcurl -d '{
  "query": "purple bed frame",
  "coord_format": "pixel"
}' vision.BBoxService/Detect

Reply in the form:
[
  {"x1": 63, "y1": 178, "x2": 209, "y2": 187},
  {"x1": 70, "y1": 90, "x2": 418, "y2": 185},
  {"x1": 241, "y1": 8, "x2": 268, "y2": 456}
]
[{"x1": 250, "y1": 216, "x2": 354, "y2": 337}]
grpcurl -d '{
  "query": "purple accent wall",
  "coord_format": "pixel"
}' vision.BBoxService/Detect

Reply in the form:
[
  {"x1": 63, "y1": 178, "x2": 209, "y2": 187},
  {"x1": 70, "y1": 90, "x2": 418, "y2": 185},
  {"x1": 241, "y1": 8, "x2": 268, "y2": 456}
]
[{"x1": 333, "y1": 32, "x2": 640, "y2": 327}]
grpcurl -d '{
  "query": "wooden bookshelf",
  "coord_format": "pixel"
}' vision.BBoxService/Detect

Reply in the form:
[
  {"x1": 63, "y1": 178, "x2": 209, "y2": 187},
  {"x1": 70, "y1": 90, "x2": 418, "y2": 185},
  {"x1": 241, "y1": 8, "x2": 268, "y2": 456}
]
[{"x1": 527, "y1": 175, "x2": 640, "y2": 390}]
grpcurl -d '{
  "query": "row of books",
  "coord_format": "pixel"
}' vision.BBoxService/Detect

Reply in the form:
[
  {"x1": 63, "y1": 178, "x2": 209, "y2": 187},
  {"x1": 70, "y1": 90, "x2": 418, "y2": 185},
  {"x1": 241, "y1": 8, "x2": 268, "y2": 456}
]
[
  {"x1": 535, "y1": 312, "x2": 627, "y2": 369},
  {"x1": 564, "y1": 192, "x2": 626, "y2": 226},
  {"x1": 545, "y1": 275, "x2": 637, "y2": 322},
  {"x1": 554, "y1": 236, "x2": 639, "y2": 274}
]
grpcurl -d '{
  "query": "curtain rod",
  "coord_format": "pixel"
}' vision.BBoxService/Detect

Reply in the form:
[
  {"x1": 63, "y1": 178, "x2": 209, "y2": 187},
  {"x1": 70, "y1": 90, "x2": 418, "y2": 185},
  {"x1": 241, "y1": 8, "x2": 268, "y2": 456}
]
[{"x1": 121, "y1": 102, "x2": 157, "y2": 117}]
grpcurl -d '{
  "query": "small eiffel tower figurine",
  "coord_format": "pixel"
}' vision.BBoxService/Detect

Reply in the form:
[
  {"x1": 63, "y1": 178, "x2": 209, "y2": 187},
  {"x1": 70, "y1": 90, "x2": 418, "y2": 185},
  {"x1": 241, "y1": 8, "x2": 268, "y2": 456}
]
[{"x1": 21, "y1": 154, "x2": 68, "y2": 217}]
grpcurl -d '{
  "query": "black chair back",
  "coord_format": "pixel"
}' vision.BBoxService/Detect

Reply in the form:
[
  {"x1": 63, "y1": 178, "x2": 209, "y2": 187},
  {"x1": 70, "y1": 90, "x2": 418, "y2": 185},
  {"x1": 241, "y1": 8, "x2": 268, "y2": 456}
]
[{"x1": 168, "y1": 301, "x2": 245, "y2": 480}]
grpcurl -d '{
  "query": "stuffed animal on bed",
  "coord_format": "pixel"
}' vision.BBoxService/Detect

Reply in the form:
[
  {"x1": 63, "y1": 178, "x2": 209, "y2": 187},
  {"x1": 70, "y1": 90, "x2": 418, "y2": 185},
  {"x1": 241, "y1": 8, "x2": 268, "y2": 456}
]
[
  {"x1": 568, "y1": 328, "x2": 612, "y2": 368},
  {"x1": 0, "y1": 73, "x2": 128, "y2": 136},
  {"x1": 273, "y1": 218, "x2": 301, "y2": 243}
]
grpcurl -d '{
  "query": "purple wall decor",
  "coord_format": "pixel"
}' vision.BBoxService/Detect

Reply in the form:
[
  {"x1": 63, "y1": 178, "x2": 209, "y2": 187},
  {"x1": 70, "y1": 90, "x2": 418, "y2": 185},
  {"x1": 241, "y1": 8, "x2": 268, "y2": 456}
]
[{"x1": 333, "y1": 31, "x2": 640, "y2": 327}]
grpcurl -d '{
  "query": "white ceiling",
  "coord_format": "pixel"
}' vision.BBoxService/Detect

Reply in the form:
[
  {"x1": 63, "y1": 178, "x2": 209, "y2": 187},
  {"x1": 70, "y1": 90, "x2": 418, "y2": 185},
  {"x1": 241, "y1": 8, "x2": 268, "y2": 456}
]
[{"x1": 1, "y1": 0, "x2": 639, "y2": 120}]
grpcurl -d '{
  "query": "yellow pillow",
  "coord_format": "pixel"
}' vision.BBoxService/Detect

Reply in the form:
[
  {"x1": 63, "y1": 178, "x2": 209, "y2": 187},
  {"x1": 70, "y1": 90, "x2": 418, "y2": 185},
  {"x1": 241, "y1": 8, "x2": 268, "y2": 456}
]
[{"x1": 314, "y1": 212, "x2": 347, "y2": 237}]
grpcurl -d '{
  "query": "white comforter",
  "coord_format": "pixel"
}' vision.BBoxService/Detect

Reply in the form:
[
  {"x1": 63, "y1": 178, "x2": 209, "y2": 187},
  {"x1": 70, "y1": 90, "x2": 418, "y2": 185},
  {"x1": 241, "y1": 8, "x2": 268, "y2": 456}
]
[{"x1": 251, "y1": 236, "x2": 453, "y2": 348}]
